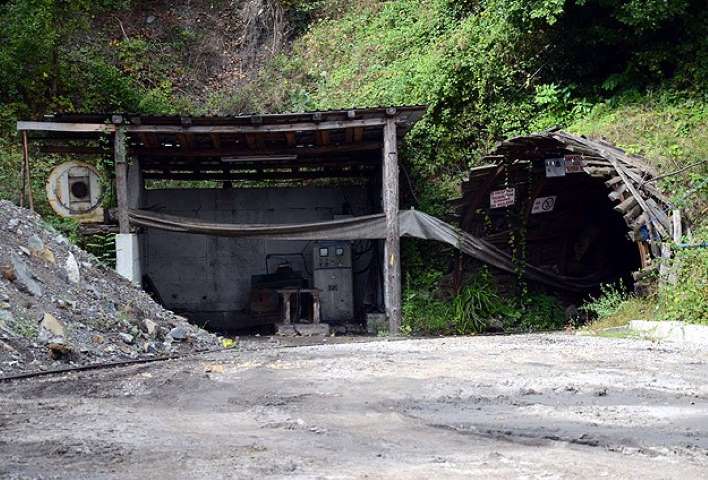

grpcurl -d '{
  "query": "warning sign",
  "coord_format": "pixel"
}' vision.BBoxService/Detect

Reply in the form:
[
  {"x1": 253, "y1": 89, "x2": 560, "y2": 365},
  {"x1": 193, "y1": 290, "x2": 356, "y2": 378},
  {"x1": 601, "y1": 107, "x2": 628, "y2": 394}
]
[
  {"x1": 531, "y1": 195, "x2": 557, "y2": 214},
  {"x1": 490, "y1": 188, "x2": 515, "y2": 208},
  {"x1": 564, "y1": 154, "x2": 585, "y2": 173},
  {"x1": 545, "y1": 158, "x2": 566, "y2": 177}
]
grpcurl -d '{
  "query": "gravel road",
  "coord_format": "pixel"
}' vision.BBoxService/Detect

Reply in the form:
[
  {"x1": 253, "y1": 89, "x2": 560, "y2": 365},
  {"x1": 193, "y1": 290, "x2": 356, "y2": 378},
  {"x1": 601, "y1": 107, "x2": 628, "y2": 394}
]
[{"x1": 1, "y1": 333, "x2": 707, "y2": 479}]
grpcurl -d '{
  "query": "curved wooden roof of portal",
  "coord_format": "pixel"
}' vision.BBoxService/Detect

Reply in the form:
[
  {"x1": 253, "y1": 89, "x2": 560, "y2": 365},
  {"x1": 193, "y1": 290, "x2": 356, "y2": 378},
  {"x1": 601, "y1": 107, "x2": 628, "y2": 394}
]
[{"x1": 456, "y1": 130, "x2": 679, "y2": 275}]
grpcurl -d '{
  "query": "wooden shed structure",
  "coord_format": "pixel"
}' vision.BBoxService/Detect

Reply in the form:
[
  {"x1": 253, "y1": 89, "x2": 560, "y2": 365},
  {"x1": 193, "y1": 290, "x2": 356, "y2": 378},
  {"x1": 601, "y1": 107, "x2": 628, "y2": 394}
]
[
  {"x1": 17, "y1": 107, "x2": 426, "y2": 333},
  {"x1": 455, "y1": 130, "x2": 680, "y2": 293}
]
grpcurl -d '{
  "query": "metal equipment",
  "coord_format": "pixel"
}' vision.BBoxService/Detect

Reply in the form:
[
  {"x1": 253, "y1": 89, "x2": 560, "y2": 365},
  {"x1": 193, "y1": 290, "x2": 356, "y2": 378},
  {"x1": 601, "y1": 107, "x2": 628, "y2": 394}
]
[
  {"x1": 313, "y1": 241, "x2": 354, "y2": 323},
  {"x1": 45, "y1": 161, "x2": 104, "y2": 222},
  {"x1": 250, "y1": 264, "x2": 307, "y2": 323}
]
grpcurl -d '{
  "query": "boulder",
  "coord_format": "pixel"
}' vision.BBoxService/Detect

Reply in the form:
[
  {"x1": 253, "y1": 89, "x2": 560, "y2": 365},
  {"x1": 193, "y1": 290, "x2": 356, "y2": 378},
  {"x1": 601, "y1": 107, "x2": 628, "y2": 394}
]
[
  {"x1": 119, "y1": 332, "x2": 135, "y2": 344},
  {"x1": 64, "y1": 252, "x2": 80, "y2": 284},
  {"x1": 0, "y1": 309, "x2": 13, "y2": 330},
  {"x1": 48, "y1": 340, "x2": 72, "y2": 360},
  {"x1": 168, "y1": 326, "x2": 189, "y2": 341},
  {"x1": 27, "y1": 235, "x2": 44, "y2": 255},
  {"x1": 27, "y1": 235, "x2": 54, "y2": 264},
  {"x1": 141, "y1": 319, "x2": 159, "y2": 337},
  {"x1": 9, "y1": 254, "x2": 43, "y2": 297},
  {"x1": 38, "y1": 312, "x2": 65, "y2": 343}
]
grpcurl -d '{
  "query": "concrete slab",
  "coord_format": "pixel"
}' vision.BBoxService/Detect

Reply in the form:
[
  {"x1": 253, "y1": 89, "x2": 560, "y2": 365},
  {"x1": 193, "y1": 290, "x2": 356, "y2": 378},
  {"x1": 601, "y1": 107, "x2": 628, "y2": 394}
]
[
  {"x1": 275, "y1": 324, "x2": 298, "y2": 336},
  {"x1": 115, "y1": 233, "x2": 141, "y2": 285},
  {"x1": 629, "y1": 320, "x2": 708, "y2": 345},
  {"x1": 294, "y1": 323, "x2": 331, "y2": 336}
]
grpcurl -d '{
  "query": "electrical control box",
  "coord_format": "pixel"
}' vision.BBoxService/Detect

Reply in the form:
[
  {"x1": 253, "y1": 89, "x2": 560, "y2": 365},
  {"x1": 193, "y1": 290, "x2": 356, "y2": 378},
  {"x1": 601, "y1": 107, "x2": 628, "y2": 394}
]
[{"x1": 313, "y1": 241, "x2": 353, "y2": 323}]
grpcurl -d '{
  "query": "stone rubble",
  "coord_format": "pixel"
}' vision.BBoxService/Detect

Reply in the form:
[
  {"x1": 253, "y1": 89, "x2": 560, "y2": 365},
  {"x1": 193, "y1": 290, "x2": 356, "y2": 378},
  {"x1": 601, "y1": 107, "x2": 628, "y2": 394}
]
[{"x1": 0, "y1": 200, "x2": 220, "y2": 376}]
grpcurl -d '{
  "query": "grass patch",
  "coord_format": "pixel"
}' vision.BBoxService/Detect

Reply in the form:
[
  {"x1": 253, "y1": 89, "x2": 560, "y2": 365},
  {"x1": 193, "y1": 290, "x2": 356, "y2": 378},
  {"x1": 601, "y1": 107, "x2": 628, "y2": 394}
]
[
  {"x1": 583, "y1": 297, "x2": 656, "y2": 333},
  {"x1": 402, "y1": 267, "x2": 566, "y2": 335}
]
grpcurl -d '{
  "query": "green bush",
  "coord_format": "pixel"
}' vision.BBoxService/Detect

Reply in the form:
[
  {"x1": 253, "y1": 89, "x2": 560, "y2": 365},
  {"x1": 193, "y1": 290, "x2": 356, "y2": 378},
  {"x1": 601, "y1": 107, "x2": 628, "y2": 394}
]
[{"x1": 581, "y1": 282, "x2": 634, "y2": 320}]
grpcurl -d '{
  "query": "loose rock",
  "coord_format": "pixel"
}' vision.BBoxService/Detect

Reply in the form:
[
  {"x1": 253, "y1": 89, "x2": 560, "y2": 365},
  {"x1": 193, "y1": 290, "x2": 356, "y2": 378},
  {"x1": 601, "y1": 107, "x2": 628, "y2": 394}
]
[
  {"x1": 0, "y1": 199, "x2": 219, "y2": 375},
  {"x1": 0, "y1": 309, "x2": 13, "y2": 330},
  {"x1": 28, "y1": 235, "x2": 44, "y2": 255},
  {"x1": 141, "y1": 318, "x2": 159, "y2": 337},
  {"x1": 9, "y1": 254, "x2": 43, "y2": 297},
  {"x1": 119, "y1": 332, "x2": 135, "y2": 344},
  {"x1": 64, "y1": 252, "x2": 80, "y2": 284},
  {"x1": 168, "y1": 326, "x2": 189, "y2": 341},
  {"x1": 38, "y1": 312, "x2": 65, "y2": 343}
]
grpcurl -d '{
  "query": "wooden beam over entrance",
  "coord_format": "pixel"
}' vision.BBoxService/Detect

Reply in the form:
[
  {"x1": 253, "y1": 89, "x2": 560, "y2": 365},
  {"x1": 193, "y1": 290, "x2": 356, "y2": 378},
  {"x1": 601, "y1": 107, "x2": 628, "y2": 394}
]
[{"x1": 382, "y1": 117, "x2": 401, "y2": 334}]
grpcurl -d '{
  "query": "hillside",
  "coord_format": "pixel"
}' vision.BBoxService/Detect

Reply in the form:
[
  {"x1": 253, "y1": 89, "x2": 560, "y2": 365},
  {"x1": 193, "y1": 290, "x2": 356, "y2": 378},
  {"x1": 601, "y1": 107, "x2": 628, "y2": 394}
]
[{"x1": 0, "y1": 0, "x2": 706, "y2": 330}]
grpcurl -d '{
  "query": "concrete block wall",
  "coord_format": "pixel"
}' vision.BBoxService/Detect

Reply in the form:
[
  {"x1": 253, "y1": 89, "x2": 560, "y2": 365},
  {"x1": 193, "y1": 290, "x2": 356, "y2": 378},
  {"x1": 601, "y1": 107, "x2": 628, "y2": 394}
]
[{"x1": 141, "y1": 186, "x2": 375, "y2": 329}]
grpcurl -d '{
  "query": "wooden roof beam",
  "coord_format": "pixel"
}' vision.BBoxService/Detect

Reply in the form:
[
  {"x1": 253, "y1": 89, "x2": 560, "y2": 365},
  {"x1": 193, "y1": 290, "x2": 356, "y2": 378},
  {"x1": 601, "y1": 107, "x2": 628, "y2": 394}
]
[{"x1": 131, "y1": 141, "x2": 382, "y2": 158}]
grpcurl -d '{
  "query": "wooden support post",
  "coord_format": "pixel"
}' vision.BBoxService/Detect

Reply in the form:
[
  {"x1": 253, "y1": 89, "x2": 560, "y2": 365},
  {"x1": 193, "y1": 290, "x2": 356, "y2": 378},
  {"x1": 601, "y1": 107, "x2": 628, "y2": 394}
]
[
  {"x1": 283, "y1": 293, "x2": 292, "y2": 325},
  {"x1": 114, "y1": 127, "x2": 130, "y2": 234},
  {"x1": 672, "y1": 210, "x2": 682, "y2": 243},
  {"x1": 21, "y1": 130, "x2": 34, "y2": 211},
  {"x1": 19, "y1": 132, "x2": 26, "y2": 208},
  {"x1": 382, "y1": 117, "x2": 401, "y2": 334},
  {"x1": 312, "y1": 290, "x2": 321, "y2": 325}
]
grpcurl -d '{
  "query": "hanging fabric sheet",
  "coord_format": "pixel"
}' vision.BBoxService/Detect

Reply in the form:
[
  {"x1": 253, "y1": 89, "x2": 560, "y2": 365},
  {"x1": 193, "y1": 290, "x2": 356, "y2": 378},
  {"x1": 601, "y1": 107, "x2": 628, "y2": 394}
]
[{"x1": 128, "y1": 208, "x2": 603, "y2": 292}]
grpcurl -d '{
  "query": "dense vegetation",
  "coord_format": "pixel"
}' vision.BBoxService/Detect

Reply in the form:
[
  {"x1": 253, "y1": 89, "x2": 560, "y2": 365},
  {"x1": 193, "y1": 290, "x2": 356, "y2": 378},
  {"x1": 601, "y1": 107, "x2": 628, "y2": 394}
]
[{"x1": 1, "y1": 0, "x2": 706, "y2": 331}]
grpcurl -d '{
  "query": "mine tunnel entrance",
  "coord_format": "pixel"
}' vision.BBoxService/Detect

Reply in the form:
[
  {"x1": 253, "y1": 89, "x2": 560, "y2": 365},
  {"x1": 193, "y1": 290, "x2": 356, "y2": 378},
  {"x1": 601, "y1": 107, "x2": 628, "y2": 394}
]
[{"x1": 456, "y1": 132, "x2": 669, "y2": 301}]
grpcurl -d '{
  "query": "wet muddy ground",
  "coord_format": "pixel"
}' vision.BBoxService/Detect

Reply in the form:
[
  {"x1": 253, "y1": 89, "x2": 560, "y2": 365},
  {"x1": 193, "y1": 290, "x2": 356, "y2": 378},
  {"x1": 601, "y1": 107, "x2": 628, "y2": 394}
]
[{"x1": 1, "y1": 334, "x2": 707, "y2": 479}]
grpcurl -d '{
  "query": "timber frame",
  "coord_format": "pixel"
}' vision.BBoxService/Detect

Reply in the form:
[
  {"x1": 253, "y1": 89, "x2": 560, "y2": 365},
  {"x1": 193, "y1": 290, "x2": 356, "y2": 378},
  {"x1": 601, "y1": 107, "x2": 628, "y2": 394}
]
[
  {"x1": 17, "y1": 106, "x2": 426, "y2": 333},
  {"x1": 454, "y1": 130, "x2": 681, "y2": 293}
]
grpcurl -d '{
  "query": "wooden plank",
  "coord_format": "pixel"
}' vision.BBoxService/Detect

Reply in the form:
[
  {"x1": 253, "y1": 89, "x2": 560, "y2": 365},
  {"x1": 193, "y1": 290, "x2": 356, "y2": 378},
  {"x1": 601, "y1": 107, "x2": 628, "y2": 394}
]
[
  {"x1": 316, "y1": 130, "x2": 330, "y2": 146},
  {"x1": 646, "y1": 198, "x2": 671, "y2": 232},
  {"x1": 607, "y1": 184, "x2": 627, "y2": 202},
  {"x1": 114, "y1": 128, "x2": 130, "y2": 234},
  {"x1": 131, "y1": 141, "x2": 382, "y2": 158},
  {"x1": 604, "y1": 176, "x2": 622, "y2": 188},
  {"x1": 603, "y1": 152, "x2": 670, "y2": 239},
  {"x1": 17, "y1": 121, "x2": 114, "y2": 133},
  {"x1": 17, "y1": 118, "x2": 389, "y2": 135},
  {"x1": 623, "y1": 204, "x2": 642, "y2": 226},
  {"x1": 614, "y1": 195, "x2": 638, "y2": 214},
  {"x1": 244, "y1": 134, "x2": 258, "y2": 150},
  {"x1": 353, "y1": 127, "x2": 364, "y2": 143},
  {"x1": 344, "y1": 128, "x2": 354, "y2": 144},
  {"x1": 127, "y1": 118, "x2": 387, "y2": 134},
  {"x1": 285, "y1": 132, "x2": 296, "y2": 147},
  {"x1": 139, "y1": 132, "x2": 159, "y2": 148},
  {"x1": 382, "y1": 117, "x2": 401, "y2": 335},
  {"x1": 142, "y1": 168, "x2": 375, "y2": 181},
  {"x1": 177, "y1": 133, "x2": 194, "y2": 150}
]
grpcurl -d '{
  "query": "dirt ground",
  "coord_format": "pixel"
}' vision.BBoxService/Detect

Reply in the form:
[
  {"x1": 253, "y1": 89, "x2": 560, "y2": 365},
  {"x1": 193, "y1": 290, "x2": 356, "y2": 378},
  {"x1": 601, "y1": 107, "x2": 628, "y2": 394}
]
[{"x1": 1, "y1": 333, "x2": 707, "y2": 479}]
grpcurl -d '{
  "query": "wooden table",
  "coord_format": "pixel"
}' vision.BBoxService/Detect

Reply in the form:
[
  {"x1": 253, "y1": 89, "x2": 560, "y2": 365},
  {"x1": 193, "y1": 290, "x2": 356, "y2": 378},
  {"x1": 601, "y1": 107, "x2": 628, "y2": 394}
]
[{"x1": 276, "y1": 288, "x2": 321, "y2": 325}]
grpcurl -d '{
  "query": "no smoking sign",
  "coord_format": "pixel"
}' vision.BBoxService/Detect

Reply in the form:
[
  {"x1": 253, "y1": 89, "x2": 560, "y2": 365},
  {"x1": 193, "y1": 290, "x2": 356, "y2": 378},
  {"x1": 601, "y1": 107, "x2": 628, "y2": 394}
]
[{"x1": 531, "y1": 195, "x2": 557, "y2": 214}]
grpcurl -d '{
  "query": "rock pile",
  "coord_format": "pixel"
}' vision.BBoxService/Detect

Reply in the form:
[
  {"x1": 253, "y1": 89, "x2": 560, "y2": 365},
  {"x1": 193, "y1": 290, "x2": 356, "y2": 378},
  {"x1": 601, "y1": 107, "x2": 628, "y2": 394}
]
[{"x1": 0, "y1": 200, "x2": 219, "y2": 376}]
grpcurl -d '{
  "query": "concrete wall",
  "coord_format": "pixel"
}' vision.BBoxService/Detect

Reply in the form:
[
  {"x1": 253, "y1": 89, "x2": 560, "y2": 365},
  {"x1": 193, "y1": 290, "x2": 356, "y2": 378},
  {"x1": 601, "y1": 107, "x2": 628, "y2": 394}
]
[{"x1": 141, "y1": 186, "x2": 376, "y2": 330}]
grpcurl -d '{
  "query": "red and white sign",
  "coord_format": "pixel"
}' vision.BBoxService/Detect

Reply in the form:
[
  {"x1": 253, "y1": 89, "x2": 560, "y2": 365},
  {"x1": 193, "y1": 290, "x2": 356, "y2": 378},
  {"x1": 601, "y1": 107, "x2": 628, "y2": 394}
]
[
  {"x1": 564, "y1": 154, "x2": 585, "y2": 173},
  {"x1": 531, "y1": 195, "x2": 557, "y2": 214},
  {"x1": 490, "y1": 188, "x2": 515, "y2": 208}
]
